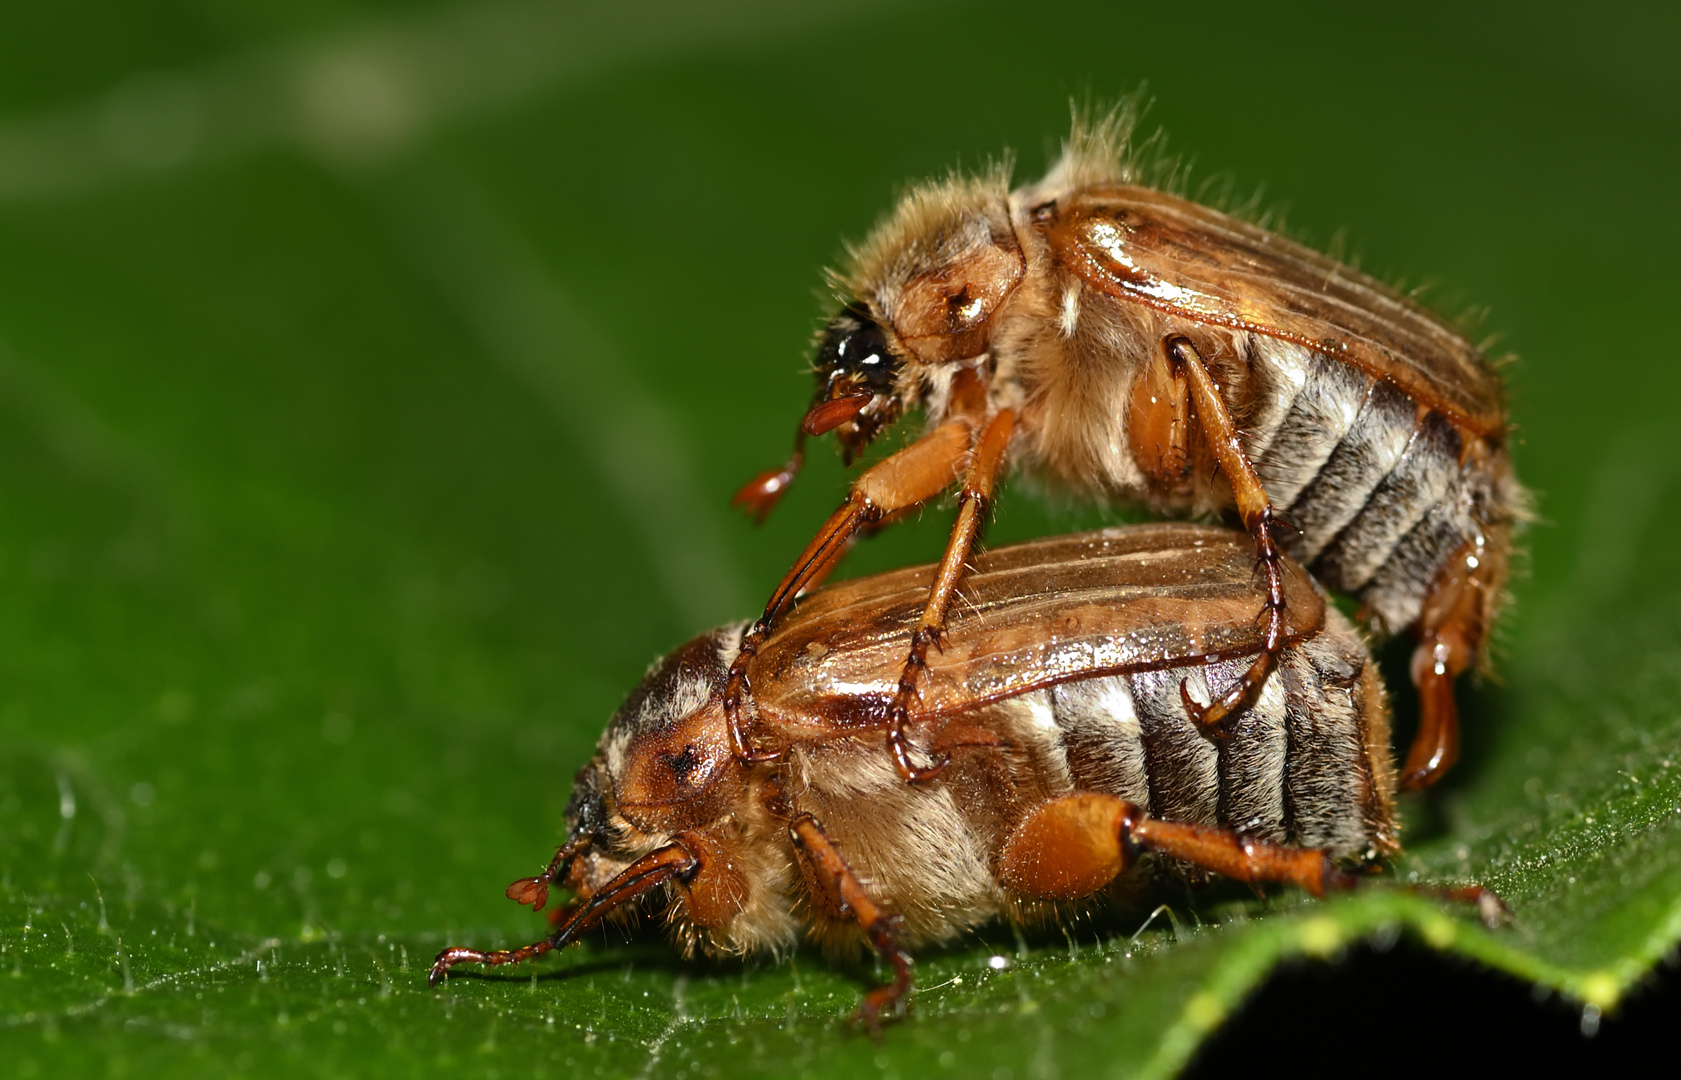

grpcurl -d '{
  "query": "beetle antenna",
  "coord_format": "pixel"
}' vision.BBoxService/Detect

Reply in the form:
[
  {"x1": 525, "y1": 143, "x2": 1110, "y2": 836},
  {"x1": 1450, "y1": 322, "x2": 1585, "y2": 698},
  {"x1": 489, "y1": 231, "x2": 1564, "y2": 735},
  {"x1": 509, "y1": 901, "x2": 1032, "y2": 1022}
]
[{"x1": 505, "y1": 835, "x2": 592, "y2": 913}]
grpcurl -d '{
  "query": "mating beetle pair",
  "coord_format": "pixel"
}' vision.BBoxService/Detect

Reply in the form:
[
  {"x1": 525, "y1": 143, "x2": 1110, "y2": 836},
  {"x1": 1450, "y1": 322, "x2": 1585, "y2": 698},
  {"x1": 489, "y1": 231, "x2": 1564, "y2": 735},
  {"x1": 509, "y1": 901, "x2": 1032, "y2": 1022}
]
[{"x1": 433, "y1": 106, "x2": 1523, "y2": 1024}]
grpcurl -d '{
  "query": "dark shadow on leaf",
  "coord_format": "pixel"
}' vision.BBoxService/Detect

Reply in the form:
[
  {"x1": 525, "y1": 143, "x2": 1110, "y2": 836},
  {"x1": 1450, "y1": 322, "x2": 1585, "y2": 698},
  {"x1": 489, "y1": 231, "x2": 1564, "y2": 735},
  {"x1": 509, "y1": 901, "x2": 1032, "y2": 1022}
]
[{"x1": 1189, "y1": 939, "x2": 1680, "y2": 1078}]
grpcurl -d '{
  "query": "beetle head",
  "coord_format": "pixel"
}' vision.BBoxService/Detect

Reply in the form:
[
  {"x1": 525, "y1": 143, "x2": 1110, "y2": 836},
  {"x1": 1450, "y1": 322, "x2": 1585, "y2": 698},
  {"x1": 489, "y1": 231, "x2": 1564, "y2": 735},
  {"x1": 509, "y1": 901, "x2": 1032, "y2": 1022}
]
[
  {"x1": 805, "y1": 301, "x2": 905, "y2": 464},
  {"x1": 554, "y1": 628, "x2": 746, "y2": 909},
  {"x1": 806, "y1": 174, "x2": 1024, "y2": 464},
  {"x1": 588, "y1": 628, "x2": 742, "y2": 838}
]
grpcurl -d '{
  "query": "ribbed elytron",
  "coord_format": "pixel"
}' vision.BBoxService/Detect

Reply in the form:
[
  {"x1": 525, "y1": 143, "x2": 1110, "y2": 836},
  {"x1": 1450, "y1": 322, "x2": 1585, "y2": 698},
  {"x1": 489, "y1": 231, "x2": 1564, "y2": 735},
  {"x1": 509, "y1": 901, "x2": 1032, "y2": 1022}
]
[
  {"x1": 431, "y1": 525, "x2": 1410, "y2": 1028},
  {"x1": 728, "y1": 104, "x2": 1528, "y2": 790}
]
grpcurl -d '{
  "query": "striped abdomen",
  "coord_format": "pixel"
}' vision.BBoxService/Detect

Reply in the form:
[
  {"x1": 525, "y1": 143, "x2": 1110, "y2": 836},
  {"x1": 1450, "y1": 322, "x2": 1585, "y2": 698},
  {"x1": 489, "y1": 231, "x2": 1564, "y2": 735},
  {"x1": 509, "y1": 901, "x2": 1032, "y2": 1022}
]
[
  {"x1": 1018, "y1": 605, "x2": 1397, "y2": 863},
  {"x1": 1242, "y1": 338, "x2": 1516, "y2": 636}
]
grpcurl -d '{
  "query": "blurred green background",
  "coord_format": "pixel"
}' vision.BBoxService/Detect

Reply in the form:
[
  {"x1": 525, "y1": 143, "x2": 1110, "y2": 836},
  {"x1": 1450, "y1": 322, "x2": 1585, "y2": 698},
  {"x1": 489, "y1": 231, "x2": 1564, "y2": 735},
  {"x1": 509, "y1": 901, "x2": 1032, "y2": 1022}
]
[{"x1": 1, "y1": 1, "x2": 1678, "y2": 1077}]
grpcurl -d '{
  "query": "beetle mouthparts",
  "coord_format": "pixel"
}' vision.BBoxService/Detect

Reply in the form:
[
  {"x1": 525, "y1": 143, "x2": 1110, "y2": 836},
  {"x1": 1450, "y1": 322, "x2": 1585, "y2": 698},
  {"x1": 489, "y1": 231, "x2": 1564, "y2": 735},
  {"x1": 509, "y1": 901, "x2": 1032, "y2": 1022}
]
[{"x1": 802, "y1": 392, "x2": 875, "y2": 437}]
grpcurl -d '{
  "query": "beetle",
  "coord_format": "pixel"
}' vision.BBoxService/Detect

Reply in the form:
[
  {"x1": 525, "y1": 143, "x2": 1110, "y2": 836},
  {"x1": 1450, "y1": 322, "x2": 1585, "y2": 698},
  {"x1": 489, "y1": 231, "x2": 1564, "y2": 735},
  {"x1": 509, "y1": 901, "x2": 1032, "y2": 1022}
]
[
  {"x1": 430, "y1": 524, "x2": 1405, "y2": 1029},
  {"x1": 727, "y1": 103, "x2": 1528, "y2": 790}
]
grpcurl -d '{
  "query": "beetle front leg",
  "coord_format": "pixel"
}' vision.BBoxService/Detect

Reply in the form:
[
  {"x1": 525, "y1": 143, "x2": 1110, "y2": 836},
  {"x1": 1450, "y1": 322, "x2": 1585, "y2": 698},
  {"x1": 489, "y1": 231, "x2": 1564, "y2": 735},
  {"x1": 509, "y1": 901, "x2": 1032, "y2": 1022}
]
[
  {"x1": 724, "y1": 497, "x2": 871, "y2": 763},
  {"x1": 886, "y1": 409, "x2": 1016, "y2": 782},
  {"x1": 724, "y1": 421, "x2": 972, "y2": 762},
  {"x1": 1167, "y1": 336, "x2": 1289, "y2": 738},
  {"x1": 431, "y1": 841, "x2": 700, "y2": 986},
  {"x1": 788, "y1": 812, "x2": 915, "y2": 1037}
]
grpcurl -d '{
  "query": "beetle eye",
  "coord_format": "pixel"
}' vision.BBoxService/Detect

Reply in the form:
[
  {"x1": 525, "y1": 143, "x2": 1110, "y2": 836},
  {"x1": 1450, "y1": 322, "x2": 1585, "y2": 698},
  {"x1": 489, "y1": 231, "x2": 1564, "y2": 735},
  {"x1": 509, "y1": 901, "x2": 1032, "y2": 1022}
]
[
  {"x1": 565, "y1": 765, "x2": 608, "y2": 841},
  {"x1": 815, "y1": 303, "x2": 898, "y2": 395},
  {"x1": 659, "y1": 744, "x2": 705, "y2": 788}
]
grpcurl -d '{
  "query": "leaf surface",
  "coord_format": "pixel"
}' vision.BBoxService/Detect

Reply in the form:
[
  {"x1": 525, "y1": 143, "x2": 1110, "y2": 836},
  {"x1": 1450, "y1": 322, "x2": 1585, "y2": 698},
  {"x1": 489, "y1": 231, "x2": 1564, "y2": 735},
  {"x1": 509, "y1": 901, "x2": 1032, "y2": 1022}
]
[{"x1": 1, "y1": 2, "x2": 1678, "y2": 1077}]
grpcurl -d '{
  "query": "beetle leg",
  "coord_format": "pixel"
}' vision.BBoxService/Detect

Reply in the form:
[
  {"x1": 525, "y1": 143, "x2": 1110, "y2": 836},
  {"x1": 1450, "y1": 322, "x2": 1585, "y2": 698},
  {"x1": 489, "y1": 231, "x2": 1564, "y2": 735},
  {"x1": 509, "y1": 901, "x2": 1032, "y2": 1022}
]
[
  {"x1": 1166, "y1": 337, "x2": 1288, "y2": 738},
  {"x1": 886, "y1": 409, "x2": 1016, "y2": 782},
  {"x1": 724, "y1": 421, "x2": 972, "y2": 763},
  {"x1": 998, "y1": 794, "x2": 1511, "y2": 924},
  {"x1": 1128, "y1": 341, "x2": 1192, "y2": 484},
  {"x1": 430, "y1": 841, "x2": 699, "y2": 986},
  {"x1": 1413, "y1": 882, "x2": 1511, "y2": 929},
  {"x1": 999, "y1": 792, "x2": 1356, "y2": 900},
  {"x1": 788, "y1": 813, "x2": 914, "y2": 1038},
  {"x1": 1402, "y1": 527, "x2": 1505, "y2": 789}
]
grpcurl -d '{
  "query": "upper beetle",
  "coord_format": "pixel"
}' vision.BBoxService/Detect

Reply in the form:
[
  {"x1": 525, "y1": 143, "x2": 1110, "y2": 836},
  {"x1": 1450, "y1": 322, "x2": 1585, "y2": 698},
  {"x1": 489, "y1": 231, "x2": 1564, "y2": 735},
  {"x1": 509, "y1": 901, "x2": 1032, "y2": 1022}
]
[{"x1": 729, "y1": 101, "x2": 1528, "y2": 790}]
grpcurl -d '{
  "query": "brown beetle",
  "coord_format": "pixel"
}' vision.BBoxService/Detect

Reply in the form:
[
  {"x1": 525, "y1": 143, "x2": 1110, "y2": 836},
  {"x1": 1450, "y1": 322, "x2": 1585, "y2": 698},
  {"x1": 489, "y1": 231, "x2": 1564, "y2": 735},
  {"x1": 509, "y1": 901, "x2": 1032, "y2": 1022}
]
[
  {"x1": 728, "y1": 104, "x2": 1529, "y2": 790},
  {"x1": 431, "y1": 524, "x2": 1404, "y2": 1029}
]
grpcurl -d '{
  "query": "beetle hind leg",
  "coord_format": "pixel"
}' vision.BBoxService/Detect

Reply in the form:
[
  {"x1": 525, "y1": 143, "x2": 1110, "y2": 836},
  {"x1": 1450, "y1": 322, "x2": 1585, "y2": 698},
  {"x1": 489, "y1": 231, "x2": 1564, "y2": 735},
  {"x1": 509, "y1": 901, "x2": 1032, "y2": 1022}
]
[
  {"x1": 1401, "y1": 529, "x2": 1505, "y2": 789},
  {"x1": 999, "y1": 793, "x2": 1508, "y2": 927},
  {"x1": 999, "y1": 792, "x2": 1356, "y2": 902},
  {"x1": 1165, "y1": 337, "x2": 1289, "y2": 738}
]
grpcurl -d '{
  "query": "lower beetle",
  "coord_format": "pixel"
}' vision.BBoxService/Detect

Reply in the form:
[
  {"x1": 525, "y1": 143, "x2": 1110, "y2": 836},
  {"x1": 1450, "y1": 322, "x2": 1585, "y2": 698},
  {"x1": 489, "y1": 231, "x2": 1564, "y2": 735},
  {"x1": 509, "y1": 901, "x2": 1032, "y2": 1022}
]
[{"x1": 432, "y1": 524, "x2": 1419, "y2": 1027}]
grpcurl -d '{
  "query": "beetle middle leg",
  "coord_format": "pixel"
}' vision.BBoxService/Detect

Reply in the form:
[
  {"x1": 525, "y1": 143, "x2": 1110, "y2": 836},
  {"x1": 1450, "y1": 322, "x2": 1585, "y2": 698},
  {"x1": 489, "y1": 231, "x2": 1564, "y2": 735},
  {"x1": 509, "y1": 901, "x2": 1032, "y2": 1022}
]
[
  {"x1": 1167, "y1": 336, "x2": 1289, "y2": 738},
  {"x1": 788, "y1": 812, "x2": 915, "y2": 1037},
  {"x1": 885, "y1": 408, "x2": 1016, "y2": 782}
]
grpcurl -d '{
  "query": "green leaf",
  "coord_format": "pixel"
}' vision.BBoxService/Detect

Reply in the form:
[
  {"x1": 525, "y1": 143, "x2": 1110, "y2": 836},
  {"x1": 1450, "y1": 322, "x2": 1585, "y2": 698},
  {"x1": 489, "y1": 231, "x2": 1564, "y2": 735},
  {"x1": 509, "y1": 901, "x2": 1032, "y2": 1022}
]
[{"x1": 1, "y1": 2, "x2": 1677, "y2": 1077}]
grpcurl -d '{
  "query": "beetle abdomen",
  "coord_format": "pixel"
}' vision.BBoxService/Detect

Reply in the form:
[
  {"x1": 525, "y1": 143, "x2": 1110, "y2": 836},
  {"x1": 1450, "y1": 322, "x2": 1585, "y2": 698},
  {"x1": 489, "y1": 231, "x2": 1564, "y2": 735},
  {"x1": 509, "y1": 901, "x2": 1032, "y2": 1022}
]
[
  {"x1": 1041, "y1": 609, "x2": 1395, "y2": 863},
  {"x1": 1246, "y1": 338, "x2": 1510, "y2": 635}
]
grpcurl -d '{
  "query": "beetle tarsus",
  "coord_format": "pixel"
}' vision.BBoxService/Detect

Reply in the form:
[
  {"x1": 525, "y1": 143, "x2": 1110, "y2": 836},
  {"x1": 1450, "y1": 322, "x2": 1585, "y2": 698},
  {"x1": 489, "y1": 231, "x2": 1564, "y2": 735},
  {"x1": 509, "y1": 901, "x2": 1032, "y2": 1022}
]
[
  {"x1": 849, "y1": 918, "x2": 914, "y2": 1041},
  {"x1": 788, "y1": 814, "x2": 916, "y2": 1035},
  {"x1": 725, "y1": 624, "x2": 783, "y2": 764},
  {"x1": 887, "y1": 715, "x2": 950, "y2": 783},
  {"x1": 1405, "y1": 882, "x2": 1511, "y2": 929},
  {"x1": 429, "y1": 939, "x2": 558, "y2": 987},
  {"x1": 1184, "y1": 507, "x2": 1289, "y2": 738}
]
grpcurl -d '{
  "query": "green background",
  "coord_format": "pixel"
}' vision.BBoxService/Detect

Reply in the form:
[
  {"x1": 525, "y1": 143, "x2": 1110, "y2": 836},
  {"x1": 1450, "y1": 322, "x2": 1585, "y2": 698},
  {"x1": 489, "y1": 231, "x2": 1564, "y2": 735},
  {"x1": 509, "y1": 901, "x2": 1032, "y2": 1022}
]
[{"x1": 1, "y1": 1, "x2": 1678, "y2": 1076}]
